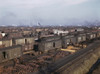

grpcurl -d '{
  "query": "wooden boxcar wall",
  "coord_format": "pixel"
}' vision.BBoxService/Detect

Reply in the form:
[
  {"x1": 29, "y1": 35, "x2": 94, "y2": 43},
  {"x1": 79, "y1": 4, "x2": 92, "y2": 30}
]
[
  {"x1": 0, "y1": 39, "x2": 12, "y2": 47},
  {"x1": 0, "y1": 45, "x2": 22, "y2": 63},
  {"x1": 38, "y1": 36, "x2": 62, "y2": 52}
]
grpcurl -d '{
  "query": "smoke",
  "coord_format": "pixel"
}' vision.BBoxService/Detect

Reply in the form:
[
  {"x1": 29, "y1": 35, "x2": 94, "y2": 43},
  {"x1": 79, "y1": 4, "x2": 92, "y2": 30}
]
[{"x1": 0, "y1": 0, "x2": 99, "y2": 26}]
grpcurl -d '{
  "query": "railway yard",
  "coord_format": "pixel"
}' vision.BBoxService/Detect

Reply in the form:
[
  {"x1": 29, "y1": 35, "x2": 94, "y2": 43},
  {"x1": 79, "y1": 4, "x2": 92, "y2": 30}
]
[
  {"x1": 0, "y1": 26, "x2": 100, "y2": 74},
  {"x1": 0, "y1": 41, "x2": 95, "y2": 74},
  {"x1": 0, "y1": 0, "x2": 100, "y2": 73}
]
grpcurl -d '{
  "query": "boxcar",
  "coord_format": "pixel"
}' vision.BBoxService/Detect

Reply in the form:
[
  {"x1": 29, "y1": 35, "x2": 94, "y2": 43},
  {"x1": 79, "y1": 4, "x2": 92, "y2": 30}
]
[
  {"x1": 13, "y1": 36, "x2": 35, "y2": 45},
  {"x1": 25, "y1": 37, "x2": 34, "y2": 44},
  {"x1": 12, "y1": 37, "x2": 25, "y2": 45},
  {"x1": 93, "y1": 32, "x2": 97, "y2": 39},
  {"x1": 86, "y1": 33, "x2": 96, "y2": 40},
  {"x1": 97, "y1": 31, "x2": 100, "y2": 38},
  {"x1": 76, "y1": 34, "x2": 86, "y2": 43},
  {"x1": 0, "y1": 45, "x2": 22, "y2": 63},
  {"x1": 0, "y1": 39, "x2": 12, "y2": 47},
  {"x1": 37, "y1": 36, "x2": 62, "y2": 52},
  {"x1": 62, "y1": 35, "x2": 76, "y2": 48},
  {"x1": 22, "y1": 44, "x2": 34, "y2": 52}
]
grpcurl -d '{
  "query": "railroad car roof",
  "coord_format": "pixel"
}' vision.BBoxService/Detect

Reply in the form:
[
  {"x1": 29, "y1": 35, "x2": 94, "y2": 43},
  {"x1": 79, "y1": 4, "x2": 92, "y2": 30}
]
[
  {"x1": 13, "y1": 36, "x2": 34, "y2": 40},
  {"x1": 0, "y1": 45, "x2": 22, "y2": 51},
  {"x1": 0, "y1": 38, "x2": 12, "y2": 41},
  {"x1": 40, "y1": 35, "x2": 61, "y2": 40}
]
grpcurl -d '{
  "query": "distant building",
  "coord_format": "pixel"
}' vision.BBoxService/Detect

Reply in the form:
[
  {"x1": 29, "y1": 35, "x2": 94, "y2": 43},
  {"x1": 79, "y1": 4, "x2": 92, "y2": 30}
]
[
  {"x1": 98, "y1": 27, "x2": 100, "y2": 29},
  {"x1": 53, "y1": 29, "x2": 69, "y2": 35},
  {"x1": 75, "y1": 28, "x2": 84, "y2": 32}
]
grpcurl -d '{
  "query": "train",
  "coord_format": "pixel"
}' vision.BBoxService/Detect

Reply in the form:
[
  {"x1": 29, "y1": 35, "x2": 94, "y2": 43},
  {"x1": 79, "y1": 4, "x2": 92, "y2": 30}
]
[
  {"x1": 0, "y1": 31, "x2": 100, "y2": 65},
  {"x1": 35, "y1": 31, "x2": 100, "y2": 52}
]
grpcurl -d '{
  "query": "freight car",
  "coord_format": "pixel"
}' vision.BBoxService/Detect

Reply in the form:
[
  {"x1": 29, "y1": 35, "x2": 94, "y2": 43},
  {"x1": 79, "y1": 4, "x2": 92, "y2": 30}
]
[
  {"x1": 12, "y1": 37, "x2": 34, "y2": 52},
  {"x1": 34, "y1": 31, "x2": 100, "y2": 53},
  {"x1": 76, "y1": 34, "x2": 86, "y2": 43},
  {"x1": 86, "y1": 32, "x2": 97, "y2": 40},
  {"x1": 12, "y1": 37, "x2": 25, "y2": 45},
  {"x1": 34, "y1": 35, "x2": 62, "y2": 53},
  {"x1": 97, "y1": 31, "x2": 100, "y2": 38},
  {"x1": 62, "y1": 35, "x2": 76, "y2": 48},
  {"x1": 0, "y1": 39, "x2": 12, "y2": 48},
  {"x1": 0, "y1": 45, "x2": 22, "y2": 64},
  {"x1": 62, "y1": 33, "x2": 87, "y2": 48}
]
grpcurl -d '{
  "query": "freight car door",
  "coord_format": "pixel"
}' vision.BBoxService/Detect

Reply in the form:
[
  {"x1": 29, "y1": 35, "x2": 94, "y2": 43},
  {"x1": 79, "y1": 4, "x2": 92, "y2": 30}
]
[{"x1": 34, "y1": 45, "x2": 38, "y2": 51}]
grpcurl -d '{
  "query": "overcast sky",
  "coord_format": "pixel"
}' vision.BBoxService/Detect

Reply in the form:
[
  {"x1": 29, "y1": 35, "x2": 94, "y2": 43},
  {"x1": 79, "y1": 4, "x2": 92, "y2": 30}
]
[{"x1": 0, "y1": 0, "x2": 100, "y2": 26}]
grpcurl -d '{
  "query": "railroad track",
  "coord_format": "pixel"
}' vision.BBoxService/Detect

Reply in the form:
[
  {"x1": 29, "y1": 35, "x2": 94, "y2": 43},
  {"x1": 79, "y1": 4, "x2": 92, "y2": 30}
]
[{"x1": 46, "y1": 41, "x2": 100, "y2": 73}]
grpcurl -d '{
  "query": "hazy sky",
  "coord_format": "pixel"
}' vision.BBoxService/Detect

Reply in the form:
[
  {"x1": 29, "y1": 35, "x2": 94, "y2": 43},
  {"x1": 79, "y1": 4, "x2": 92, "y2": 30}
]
[{"x1": 0, "y1": 0, "x2": 100, "y2": 26}]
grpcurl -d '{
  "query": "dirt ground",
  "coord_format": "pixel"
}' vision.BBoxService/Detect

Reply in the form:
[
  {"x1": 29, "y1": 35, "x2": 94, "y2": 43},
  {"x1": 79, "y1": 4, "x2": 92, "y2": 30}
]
[{"x1": 0, "y1": 50, "x2": 72, "y2": 74}]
